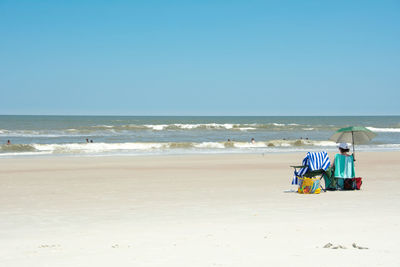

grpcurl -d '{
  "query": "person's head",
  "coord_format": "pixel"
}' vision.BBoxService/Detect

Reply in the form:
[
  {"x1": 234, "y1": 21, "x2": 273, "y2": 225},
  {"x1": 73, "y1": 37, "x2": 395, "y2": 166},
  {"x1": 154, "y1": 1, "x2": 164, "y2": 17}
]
[{"x1": 338, "y1": 143, "x2": 350, "y2": 154}]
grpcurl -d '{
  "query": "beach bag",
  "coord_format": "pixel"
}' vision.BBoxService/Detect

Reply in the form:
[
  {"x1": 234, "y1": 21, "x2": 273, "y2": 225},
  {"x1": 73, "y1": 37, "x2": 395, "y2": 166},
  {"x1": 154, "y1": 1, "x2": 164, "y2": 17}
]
[
  {"x1": 297, "y1": 177, "x2": 321, "y2": 194},
  {"x1": 353, "y1": 177, "x2": 362, "y2": 190},
  {"x1": 343, "y1": 178, "x2": 355, "y2": 190}
]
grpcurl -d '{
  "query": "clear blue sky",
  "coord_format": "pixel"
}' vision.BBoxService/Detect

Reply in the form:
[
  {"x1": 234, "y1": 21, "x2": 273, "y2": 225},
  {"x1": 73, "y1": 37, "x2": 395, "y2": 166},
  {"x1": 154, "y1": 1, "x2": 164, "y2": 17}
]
[{"x1": 1, "y1": 0, "x2": 399, "y2": 115}]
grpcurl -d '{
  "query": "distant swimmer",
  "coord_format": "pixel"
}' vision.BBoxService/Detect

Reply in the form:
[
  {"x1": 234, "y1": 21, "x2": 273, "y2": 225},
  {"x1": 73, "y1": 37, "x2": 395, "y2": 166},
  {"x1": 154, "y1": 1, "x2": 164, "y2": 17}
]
[
  {"x1": 6, "y1": 140, "x2": 11, "y2": 145},
  {"x1": 224, "y1": 138, "x2": 234, "y2": 148},
  {"x1": 251, "y1": 138, "x2": 255, "y2": 144}
]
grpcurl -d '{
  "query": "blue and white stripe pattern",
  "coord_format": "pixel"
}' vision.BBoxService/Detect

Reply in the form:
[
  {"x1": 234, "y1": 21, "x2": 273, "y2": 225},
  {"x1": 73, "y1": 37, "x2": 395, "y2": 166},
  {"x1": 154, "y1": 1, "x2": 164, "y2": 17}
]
[{"x1": 292, "y1": 151, "x2": 331, "y2": 185}]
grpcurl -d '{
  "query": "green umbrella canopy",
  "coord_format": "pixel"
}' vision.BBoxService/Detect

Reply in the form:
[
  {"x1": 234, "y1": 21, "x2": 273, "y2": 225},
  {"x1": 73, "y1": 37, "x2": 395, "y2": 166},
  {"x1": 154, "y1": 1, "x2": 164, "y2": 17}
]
[{"x1": 330, "y1": 126, "x2": 376, "y2": 145}]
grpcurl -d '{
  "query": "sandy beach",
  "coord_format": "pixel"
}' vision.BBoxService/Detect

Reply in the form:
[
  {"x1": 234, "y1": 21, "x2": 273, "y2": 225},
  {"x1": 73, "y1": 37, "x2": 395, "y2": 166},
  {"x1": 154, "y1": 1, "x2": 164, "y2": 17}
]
[{"x1": 1, "y1": 151, "x2": 400, "y2": 266}]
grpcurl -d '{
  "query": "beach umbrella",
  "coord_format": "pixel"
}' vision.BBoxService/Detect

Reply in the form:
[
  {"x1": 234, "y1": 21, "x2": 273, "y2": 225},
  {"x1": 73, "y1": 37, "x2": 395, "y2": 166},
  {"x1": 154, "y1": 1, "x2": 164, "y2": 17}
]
[{"x1": 330, "y1": 126, "x2": 376, "y2": 160}]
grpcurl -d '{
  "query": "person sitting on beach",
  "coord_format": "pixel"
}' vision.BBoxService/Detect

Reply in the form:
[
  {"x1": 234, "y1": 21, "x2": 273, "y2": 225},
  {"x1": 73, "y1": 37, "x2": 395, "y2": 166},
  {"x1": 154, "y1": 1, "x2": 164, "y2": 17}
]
[
  {"x1": 251, "y1": 138, "x2": 255, "y2": 144},
  {"x1": 335, "y1": 143, "x2": 352, "y2": 158},
  {"x1": 332, "y1": 143, "x2": 355, "y2": 188}
]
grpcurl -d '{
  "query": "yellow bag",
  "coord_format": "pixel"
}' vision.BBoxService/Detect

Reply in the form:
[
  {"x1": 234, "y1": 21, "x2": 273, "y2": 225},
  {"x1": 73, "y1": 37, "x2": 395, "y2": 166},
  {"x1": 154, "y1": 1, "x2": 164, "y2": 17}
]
[{"x1": 297, "y1": 177, "x2": 321, "y2": 194}]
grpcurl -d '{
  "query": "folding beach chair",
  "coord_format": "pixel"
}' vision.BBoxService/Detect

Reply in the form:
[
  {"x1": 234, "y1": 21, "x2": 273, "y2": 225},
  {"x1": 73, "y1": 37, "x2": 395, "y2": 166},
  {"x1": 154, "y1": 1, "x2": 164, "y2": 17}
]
[{"x1": 291, "y1": 151, "x2": 331, "y2": 193}]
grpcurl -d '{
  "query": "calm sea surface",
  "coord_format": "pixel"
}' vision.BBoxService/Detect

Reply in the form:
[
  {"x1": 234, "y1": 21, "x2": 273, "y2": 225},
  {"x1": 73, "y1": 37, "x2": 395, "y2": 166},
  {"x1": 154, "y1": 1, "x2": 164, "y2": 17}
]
[{"x1": 1, "y1": 115, "x2": 399, "y2": 157}]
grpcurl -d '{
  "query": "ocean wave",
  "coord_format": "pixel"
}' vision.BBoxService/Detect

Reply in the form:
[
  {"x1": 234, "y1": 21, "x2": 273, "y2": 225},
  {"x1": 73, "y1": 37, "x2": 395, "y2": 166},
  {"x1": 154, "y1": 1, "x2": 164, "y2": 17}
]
[
  {"x1": 366, "y1": 127, "x2": 400, "y2": 133},
  {"x1": 0, "y1": 144, "x2": 37, "y2": 153},
  {"x1": 238, "y1": 127, "x2": 257, "y2": 131},
  {"x1": 0, "y1": 129, "x2": 120, "y2": 138},
  {"x1": 58, "y1": 123, "x2": 312, "y2": 132},
  {"x1": 0, "y1": 139, "x2": 340, "y2": 155},
  {"x1": 193, "y1": 142, "x2": 225, "y2": 149},
  {"x1": 144, "y1": 124, "x2": 169, "y2": 131},
  {"x1": 376, "y1": 144, "x2": 400, "y2": 148},
  {"x1": 0, "y1": 123, "x2": 346, "y2": 136},
  {"x1": 145, "y1": 123, "x2": 239, "y2": 130},
  {"x1": 3, "y1": 123, "x2": 400, "y2": 137},
  {"x1": 0, "y1": 129, "x2": 84, "y2": 138},
  {"x1": 1, "y1": 138, "x2": 399, "y2": 156},
  {"x1": 33, "y1": 142, "x2": 164, "y2": 153}
]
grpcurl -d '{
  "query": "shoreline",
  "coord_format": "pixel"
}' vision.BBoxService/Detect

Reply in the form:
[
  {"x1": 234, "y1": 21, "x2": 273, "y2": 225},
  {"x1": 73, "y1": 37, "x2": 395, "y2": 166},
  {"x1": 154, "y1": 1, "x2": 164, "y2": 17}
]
[{"x1": 1, "y1": 146, "x2": 400, "y2": 159}]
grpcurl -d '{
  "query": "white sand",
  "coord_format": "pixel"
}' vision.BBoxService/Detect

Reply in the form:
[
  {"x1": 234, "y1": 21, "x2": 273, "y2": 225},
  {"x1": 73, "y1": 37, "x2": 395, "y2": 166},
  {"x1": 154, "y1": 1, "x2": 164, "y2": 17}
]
[{"x1": 0, "y1": 152, "x2": 399, "y2": 266}]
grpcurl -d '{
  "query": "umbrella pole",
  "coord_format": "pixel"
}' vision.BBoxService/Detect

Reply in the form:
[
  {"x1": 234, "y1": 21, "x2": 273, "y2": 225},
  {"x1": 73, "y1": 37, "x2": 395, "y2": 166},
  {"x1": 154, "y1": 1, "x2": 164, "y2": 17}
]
[{"x1": 352, "y1": 131, "x2": 356, "y2": 162}]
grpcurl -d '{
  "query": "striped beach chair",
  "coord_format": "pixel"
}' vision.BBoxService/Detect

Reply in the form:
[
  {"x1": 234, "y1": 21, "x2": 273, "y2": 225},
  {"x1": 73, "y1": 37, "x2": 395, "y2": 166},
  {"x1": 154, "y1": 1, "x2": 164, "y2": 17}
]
[{"x1": 291, "y1": 151, "x2": 331, "y2": 192}]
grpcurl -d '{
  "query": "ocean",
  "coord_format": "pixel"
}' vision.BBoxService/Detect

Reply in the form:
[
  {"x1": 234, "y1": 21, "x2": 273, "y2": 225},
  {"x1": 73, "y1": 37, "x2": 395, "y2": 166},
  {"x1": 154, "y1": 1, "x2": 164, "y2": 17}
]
[{"x1": 1, "y1": 115, "x2": 399, "y2": 157}]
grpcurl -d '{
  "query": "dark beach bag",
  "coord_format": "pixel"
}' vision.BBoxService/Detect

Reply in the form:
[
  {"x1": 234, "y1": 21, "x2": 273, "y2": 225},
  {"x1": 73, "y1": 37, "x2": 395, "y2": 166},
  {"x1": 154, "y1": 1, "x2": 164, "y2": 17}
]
[
  {"x1": 343, "y1": 178, "x2": 356, "y2": 190},
  {"x1": 343, "y1": 178, "x2": 362, "y2": 190}
]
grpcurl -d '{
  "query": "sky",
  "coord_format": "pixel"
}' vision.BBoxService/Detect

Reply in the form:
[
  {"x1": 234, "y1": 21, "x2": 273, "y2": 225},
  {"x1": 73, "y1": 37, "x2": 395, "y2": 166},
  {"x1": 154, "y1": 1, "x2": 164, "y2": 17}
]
[{"x1": 0, "y1": 0, "x2": 399, "y2": 116}]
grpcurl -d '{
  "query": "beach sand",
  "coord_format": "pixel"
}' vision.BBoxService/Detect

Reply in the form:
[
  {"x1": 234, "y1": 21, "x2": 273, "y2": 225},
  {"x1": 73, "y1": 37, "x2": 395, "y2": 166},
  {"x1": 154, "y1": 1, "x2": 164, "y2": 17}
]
[{"x1": 1, "y1": 152, "x2": 399, "y2": 266}]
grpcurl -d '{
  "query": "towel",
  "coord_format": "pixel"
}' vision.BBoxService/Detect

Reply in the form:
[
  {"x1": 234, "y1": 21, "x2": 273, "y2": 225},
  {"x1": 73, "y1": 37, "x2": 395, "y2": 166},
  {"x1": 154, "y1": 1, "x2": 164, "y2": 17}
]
[
  {"x1": 334, "y1": 154, "x2": 355, "y2": 178},
  {"x1": 292, "y1": 151, "x2": 331, "y2": 185}
]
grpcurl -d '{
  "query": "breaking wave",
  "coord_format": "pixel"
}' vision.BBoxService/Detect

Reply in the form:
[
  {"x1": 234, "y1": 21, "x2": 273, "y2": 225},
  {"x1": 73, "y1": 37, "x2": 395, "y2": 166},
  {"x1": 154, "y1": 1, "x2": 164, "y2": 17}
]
[
  {"x1": 366, "y1": 127, "x2": 400, "y2": 133},
  {"x1": 0, "y1": 139, "x2": 339, "y2": 155},
  {"x1": 0, "y1": 123, "x2": 339, "y2": 137},
  {"x1": 0, "y1": 144, "x2": 37, "y2": 153}
]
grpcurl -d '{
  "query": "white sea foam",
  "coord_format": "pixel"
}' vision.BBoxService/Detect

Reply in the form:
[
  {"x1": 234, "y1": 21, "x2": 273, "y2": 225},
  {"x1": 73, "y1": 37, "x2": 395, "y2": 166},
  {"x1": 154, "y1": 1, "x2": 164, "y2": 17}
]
[
  {"x1": 0, "y1": 131, "x2": 70, "y2": 138},
  {"x1": 145, "y1": 125, "x2": 168, "y2": 131},
  {"x1": 377, "y1": 144, "x2": 400, "y2": 148},
  {"x1": 233, "y1": 142, "x2": 268, "y2": 148},
  {"x1": 311, "y1": 141, "x2": 337, "y2": 147},
  {"x1": 239, "y1": 127, "x2": 257, "y2": 131},
  {"x1": 142, "y1": 123, "x2": 243, "y2": 130},
  {"x1": 177, "y1": 123, "x2": 236, "y2": 129},
  {"x1": 280, "y1": 143, "x2": 292, "y2": 147},
  {"x1": 91, "y1": 125, "x2": 115, "y2": 129},
  {"x1": 33, "y1": 142, "x2": 164, "y2": 153},
  {"x1": 220, "y1": 124, "x2": 234, "y2": 129},
  {"x1": 173, "y1": 124, "x2": 199, "y2": 129},
  {"x1": 366, "y1": 127, "x2": 400, "y2": 133},
  {"x1": 193, "y1": 142, "x2": 225, "y2": 149}
]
